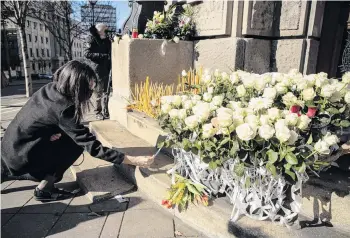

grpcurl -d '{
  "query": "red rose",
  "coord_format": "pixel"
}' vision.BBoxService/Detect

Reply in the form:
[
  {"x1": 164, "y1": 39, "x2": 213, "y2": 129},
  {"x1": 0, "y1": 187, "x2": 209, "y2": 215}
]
[
  {"x1": 161, "y1": 200, "x2": 168, "y2": 205},
  {"x1": 290, "y1": 105, "x2": 301, "y2": 113},
  {"x1": 306, "y1": 107, "x2": 317, "y2": 118}
]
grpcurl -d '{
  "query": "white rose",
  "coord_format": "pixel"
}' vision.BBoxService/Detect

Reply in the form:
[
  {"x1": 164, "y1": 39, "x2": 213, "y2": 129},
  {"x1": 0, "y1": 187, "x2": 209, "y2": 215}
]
[
  {"x1": 228, "y1": 101, "x2": 242, "y2": 110},
  {"x1": 232, "y1": 115, "x2": 245, "y2": 126},
  {"x1": 191, "y1": 95, "x2": 201, "y2": 104},
  {"x1": 230, "y1": 73, "x2": 239, "y2": 84},
  {"x1": 275, "y1": 83, "x2": 288, "y2": 95},
  {"x1": 178, "y1": 109, "x2": 187, "y2": 120},
  {"x1": 193, "y1": 102, "x2": 211, "y2": 122},
  {"x1": 282, "y1": 92, "x2": 298, "y2": 107},
  {"x1": 217, "y1": 107, "x2": 233, "y2": 127},
  {"x1": 323, "y1": 132, "x2": 339, "y2": 146},
  {"x1": 169, "y1": 109, "x2": 179, "y2": 118},
  {"x1": 212, "y1": 95, "x2": 224, "y2": 106},
  {"x1": 263, "y1": 87, "x2": 277, "y2": 99},
  {"x1": 161, "y1": 96, "x2": 173, "y2": 105},
  {"x1": 315, "y1": 73, "x2": 328, "y2": 88},
  {"x1": 202, "y1": 74, "x2": 212, "y2": 85},
  {"x1": 183, "y1": 100, "x2": 193, "y2": 110},
  {"x1": 258, "y1": 125, "x2": 275, "y2": 140},
  {"x1": 297, "y1": 115, "x2": 311, "y2": 130},
  {"x1": 320, "y1": 84, "x2": 336, "y2": 98},
  {"x1": 242, "y1": 75, "x2": 256, "y2": 88},
  {"x1": 202, "y1": 123, "x2": 216, "y2": 139},
  {"x1": 173, "y1": 36, "x2": 179, "y2": 43},
  {"x1": 275, "y1": 126, "x2": 291, "y2": 143},
  {"x1": 314, "y1": 140, "x2": 330, "y2": 155},
  {"x1": 207, "y1": 86, "x2": 214, "y2": 94},
  {"x1": 203, "y1": 93, "x2": 212, "y2": 102},
  {"x1": 214, "y1": 69, "x2": 220, "y2": 77},
  {"x1": 209, "y1": 102, "x2": 218, "y2": 112},
  {"x1": 249, "y1": 97, "x2": 273, "y2": 111},
  {"x1": 236, "y1": 85, "x2": 246, "y2": 97},
  {"x1": 236, "y1": 123, "x2": 257, "y2": 141},
  {"x1": 342, "y1": 72, "x2": 350, "y2": 84},
  {"x1": 182, "y1": 70, "x2": 187, "y2": 77},
  {"x1": 345, "y1": 92, "x2": 350, "y2": 104},
  {"x1": 161, "y1": 104, "x2": 172, "y2": 114},
  {"x1": 235, "y1": 107, "x2": 246, "y2": 117},
  {"x1": 287, "y1": 130, "x2": 299, "y2": 145},
  {"x1": 263, "y1": 74, "x2": 272, "y2": 84},
  {"x1": 173, "y1": 95, "x2": 182, "y2": 107},
  {"x1": 245, "y1": 114, "x2": 259, "y2": 128},
  {"x1": 330, "y1": 91, "x2": 343, "y2": 103},
  {"x1": 260, "y1": 115, "x2": 270, "y2": 125},
  {"x1": 302, "y1": 88, "x2": 316, "y2": 101},
  {"x1": 295, "y1": 79, "x2": 308, "y2": 91},
  {"x1": 304, "y1": 75, "x2": 316, "y2": 87},
  {"x1": 285, "y1": 113, "x2": 299, "y2": 126},
  {"x1": 268, "y1": 108, "x2": 280, "y2": 121},
  {"x1": 275, "y1": 119, "x2": 287, "y2": 129},
  {"x1": 184, "y1": 115, "x2": 199, "y2": 129},
  {"x1": 181, "y1": 95, "x2": 189, "y2": 101},
  {"x1": 221, "y1": 72, "x2": 229, "y2": 80},
  {"x1": 254, "y1": 77, "x2": 266, "y2": 91}
]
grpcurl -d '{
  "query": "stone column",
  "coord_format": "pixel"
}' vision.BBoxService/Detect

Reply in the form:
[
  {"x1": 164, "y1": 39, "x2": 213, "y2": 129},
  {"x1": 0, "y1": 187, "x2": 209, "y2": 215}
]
[{"x1": 109, "y1": 38, "x2": 193, "y2": 126}]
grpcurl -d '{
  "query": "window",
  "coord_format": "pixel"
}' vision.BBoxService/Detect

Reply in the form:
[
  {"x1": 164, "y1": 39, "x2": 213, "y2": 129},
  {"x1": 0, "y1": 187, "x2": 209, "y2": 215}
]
[
  {"x1": 35, "y1": 35, "x2": 38, "y2": 42},
  {"x1": 34, "y1": 22, "x2": 37, "y2": 29},
  {"x1": 29, "y1": 48, "x2": 33, "y2": 57},
  {"x1": 28, "y1": 34, "x2": 32, "y2": 42},
  {"x1": 36, "y1": 48, "x2": 39, "y2": 57},
  {"x1": 41, "y1": 49, "x2": 44, "y2": 57},
  {"x1": 47, "y1": 49, "x2": 50, "y2": 57},
  {"x1": 27, "y1": 20, "x2": 30, "y2": 27},
  {"x1": 32, "y1": 63, "x2": 35, "y2": 70},
  {"x1": 46, "y1": 37, "x2": 48, "y2": 44},
  {"x1": 41, "y1": 36, "x2": 43, "y2": 44},
  {"x1": 40, "y1": 24, "x2": 42, "y2": 31}
]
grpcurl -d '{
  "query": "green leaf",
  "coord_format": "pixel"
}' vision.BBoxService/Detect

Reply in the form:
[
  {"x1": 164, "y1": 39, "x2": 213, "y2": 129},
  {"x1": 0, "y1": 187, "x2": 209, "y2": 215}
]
[
  {"x1": 209, "y1": 152, "x2": 216, "y2": 158},
  {"x1": 306, "y1": 134, "x2": 313, "y2": 145},
  {"x1": 219, "y1": 137, "x2": 230, "y2": 148},
  {"x1": 187, "y1": 184, "x2": 200, "y2": 195},
  {"x1": 266, "y1": 163, "x2": 277, "y2": 177},
  {"x1": 157, "y1": 141, "x2": 165, "y2": 148},
  {"x1": 209, "y1": 160, "x2": 218, "y2": 169},
  {"x1": 234, "y1": 163, "x2": 245, "y2": 177},
  {"x1": 326, "y1": 107, "x2": 339, "y2": 114},
  {"x1": 266, "y1": 150, "x2": 278, "y2": 164},
  {"x1": 244, "y1": 177, "x2": 251, "y2": 188},
  {"x1": 297, "y1": 162, "x2": 306, "y2": 173},
  {"x1": 285, "y1": 153, "x2": 298, "y2": 165},
  {"x1": 285, "y1": 169, "x2": 296, "y2": 180},
  {"x1": 340, "y1": 120, "x2": 350, "y2": 127},
  {"x1": 339, "y1": 106, "x2": 346, "y2": 113}
]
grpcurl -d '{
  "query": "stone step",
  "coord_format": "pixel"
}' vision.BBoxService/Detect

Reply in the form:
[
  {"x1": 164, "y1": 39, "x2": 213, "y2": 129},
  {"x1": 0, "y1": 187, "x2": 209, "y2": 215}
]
[{"x1": 87, "y1": 120, "x2": 349, "y2": 238}]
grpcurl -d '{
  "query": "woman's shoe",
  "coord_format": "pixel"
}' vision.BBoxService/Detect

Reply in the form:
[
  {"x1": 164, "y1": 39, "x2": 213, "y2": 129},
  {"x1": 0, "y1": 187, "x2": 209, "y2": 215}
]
[{"x1": 34, "y1": 187, "x2": 75, "y2": 201}]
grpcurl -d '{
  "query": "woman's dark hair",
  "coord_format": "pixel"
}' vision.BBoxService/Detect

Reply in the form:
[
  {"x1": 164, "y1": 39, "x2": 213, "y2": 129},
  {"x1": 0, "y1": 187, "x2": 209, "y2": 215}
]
[{"x1": 54, "y1": 60, "x2": 97, "y2": 122}]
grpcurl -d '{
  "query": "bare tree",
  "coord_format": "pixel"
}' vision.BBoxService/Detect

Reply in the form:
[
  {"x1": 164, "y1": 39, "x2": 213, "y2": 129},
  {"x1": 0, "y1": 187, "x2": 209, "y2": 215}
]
[{"x1": 1, "y1": 1, "x2": 33, "y2": 97}]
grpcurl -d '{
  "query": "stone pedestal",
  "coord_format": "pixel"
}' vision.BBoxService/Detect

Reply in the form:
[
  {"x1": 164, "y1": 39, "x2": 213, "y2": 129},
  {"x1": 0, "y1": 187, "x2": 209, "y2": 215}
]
[{"x1": 109, "y1": 38, "x2": 193, "y2": 126}]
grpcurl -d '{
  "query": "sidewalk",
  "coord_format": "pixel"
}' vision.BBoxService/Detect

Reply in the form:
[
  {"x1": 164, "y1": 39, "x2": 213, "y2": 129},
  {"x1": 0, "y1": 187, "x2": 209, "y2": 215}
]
[{"x1": 1, "y1": 170, "x2": 206, "y2": 238}]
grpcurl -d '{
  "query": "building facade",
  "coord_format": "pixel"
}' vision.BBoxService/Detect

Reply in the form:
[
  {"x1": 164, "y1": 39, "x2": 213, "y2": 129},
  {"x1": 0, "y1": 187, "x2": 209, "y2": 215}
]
[{"x1": 81, "y1": 4, "x2": 117, "y2": 32}]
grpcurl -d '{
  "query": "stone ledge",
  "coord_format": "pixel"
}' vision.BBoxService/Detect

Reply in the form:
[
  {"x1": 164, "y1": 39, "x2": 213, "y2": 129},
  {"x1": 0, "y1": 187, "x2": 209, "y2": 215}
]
[{"x1": 88, "y1": 120, "x2": 349, "y2": 238}]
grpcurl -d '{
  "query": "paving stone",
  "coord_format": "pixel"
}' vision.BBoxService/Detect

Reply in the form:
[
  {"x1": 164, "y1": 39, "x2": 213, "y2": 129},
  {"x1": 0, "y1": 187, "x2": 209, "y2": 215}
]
[
  {"x1": 174, "y1": 217, "x2": 204, "y2": 237},
  {"x1": 126, "y1": 190, "x2": 157, "y2": 210},
  {"x1": 1, "y1": 181, "x2": 34, "y2": 213},
  {"x1": 89, "y1": 199, "x2": 128, "y2": 213},
  {"x1": 1, "y1": 214, "x2": 59, "y2": 238},
  {"x1": 20, "y1": 196, "x2": 73, "y2": 214},
  {"x1": 99, "y1": 212, "x2": 124, "y2": 238},
  {"x1": 47, "y1": 213, "x2": 106, "y2": 238},
  {"x1": 65, "y1": 193, "x2": 93, "y2": 213},
  {"x1": 1, "y1": 213, "x2": 14, "y2": 226},
  {"x1": 119, "y1": 209, "x2": 174, "y2": 238},
  {"x1": 1, "y1": 180, "x2": 15, "y2": 191}
]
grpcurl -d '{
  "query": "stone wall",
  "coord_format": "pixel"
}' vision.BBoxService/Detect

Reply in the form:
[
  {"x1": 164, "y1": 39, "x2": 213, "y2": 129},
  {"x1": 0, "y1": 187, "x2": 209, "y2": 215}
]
[{"x1": 192, "y1": 0, "x2": 325, "y2": 74}]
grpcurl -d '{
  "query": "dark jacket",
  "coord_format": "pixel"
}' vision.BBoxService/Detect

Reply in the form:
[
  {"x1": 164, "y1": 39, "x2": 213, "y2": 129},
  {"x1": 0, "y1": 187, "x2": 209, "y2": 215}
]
[
  {"x1": 1, "y1": 83, "x2": 124, "y2": 178},
  {"x1": 84, "y1": 26, "x2": 111, "y2": 80}
]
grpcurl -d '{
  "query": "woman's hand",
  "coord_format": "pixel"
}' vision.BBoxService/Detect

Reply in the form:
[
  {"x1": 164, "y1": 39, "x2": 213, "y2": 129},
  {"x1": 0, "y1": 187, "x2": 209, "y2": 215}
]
[
  {"x1": 50, "y1": 133, "x2": 62, "y2": 141},
  {"x1": 123, "y1": 155, "x2": 154, "y2": 168}
]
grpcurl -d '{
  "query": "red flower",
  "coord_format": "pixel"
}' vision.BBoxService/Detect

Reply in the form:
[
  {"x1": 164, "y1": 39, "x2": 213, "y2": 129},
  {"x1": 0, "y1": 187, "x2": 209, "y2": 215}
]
[
  {"x1": 306, "y1": 107, "x2": 317, "y2": 118},
  {"x1": 290, "y1": 105, "x2": 301, "y2": 113},
  {"x1": 161, "y1": 200, "x2": 168, "y2": 205}
]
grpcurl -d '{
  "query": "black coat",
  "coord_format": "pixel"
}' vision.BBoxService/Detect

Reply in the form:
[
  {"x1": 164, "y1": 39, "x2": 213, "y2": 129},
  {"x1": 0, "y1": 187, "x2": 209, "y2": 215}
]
[
  {"x1": 84, "y1": 26, "x2": 111, "y2": 80},
  {"x1": 1, "y1": 83, "x2": 124, "y2": 180}
]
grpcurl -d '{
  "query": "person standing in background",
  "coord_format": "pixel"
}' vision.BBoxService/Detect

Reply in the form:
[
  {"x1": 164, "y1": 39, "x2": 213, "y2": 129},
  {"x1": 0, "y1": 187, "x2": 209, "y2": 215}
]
[{"x1": 85, "y1": 23, "x2": 111, "y2": 120}]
